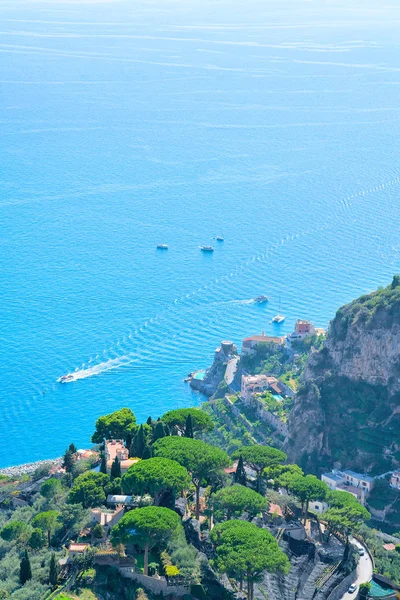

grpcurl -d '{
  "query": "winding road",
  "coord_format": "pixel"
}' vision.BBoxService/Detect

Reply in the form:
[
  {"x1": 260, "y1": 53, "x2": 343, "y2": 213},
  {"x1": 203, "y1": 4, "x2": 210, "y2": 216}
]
[{"x1": 341, "y1": 537, "x2": 373, "y2": 600}]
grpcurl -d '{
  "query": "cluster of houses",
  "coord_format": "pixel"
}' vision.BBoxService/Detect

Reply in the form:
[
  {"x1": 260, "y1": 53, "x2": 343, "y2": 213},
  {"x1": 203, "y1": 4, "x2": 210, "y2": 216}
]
[{"x1": 241, "y1": 319, "x2": 325, "y2": 357}]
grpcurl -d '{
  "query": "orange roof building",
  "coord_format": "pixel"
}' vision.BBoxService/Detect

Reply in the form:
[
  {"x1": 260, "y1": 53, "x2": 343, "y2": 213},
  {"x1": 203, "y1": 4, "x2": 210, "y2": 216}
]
[{"x1": 105, "y1": 440, "x2": 138, "y2": 475}]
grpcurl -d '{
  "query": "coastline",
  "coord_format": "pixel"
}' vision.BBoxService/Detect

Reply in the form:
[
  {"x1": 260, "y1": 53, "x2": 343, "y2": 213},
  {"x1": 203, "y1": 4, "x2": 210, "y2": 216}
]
[{"x1": 0, "y1": 456, "x2": 62, "y2": 478}]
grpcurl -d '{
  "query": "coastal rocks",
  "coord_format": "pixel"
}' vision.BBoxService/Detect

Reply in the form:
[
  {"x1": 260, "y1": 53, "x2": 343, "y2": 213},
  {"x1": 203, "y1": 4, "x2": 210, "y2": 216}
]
[
  {"x1": 0, "y1": 457, "x2": 62, "y2": 478},
  {"x1": 190, "y1": 340, "x2": 238, "y2": 396}
]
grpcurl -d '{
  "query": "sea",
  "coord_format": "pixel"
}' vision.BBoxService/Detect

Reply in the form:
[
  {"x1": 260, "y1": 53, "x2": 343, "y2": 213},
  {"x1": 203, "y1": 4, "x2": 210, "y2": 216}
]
[{"x1": 1, "y1": 0, "x2": 400, "y2": 468}]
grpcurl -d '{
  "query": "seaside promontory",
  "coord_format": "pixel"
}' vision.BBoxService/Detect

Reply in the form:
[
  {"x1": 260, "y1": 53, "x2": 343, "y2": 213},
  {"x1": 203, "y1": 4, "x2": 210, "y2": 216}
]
[{"x1": 286, "y1": 277, "x2": 400, "y2": 476}]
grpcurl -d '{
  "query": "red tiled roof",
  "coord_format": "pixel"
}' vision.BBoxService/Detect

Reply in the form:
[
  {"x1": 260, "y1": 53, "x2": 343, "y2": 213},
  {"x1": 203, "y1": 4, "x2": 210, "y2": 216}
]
[
  {"x1": 224, "y1": 462, "x2": 238, "y2": 474},
  {"x1": 268, "y1": 503, "x2": 283, "y2": 517},
  {"x1": 383, "y1": 543, "x2": 396, "y2": 551}
]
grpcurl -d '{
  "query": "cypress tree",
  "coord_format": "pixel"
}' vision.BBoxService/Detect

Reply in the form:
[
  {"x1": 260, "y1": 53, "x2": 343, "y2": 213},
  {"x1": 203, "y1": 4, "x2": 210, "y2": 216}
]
[
  {"x1": 68, "y1": 443, "x2": 77, "y2": 454},
  {"x1": 49, "y1": 552, "x2": 58, "y2": 586},
  {"x1": 129, "y1": 439, "x2": 136, "y2": 459},
  {"x1": 146, "y1": 416, "x2": 153, "y2": 426},
  {"x1": 153, "y1": 421, "x2": 165, "y2": 442},
  {"x1": 111, "y1": 456, "x2": 121, "y2": 480},
  {"x1": 142, "y1": 444, "x2": 153, "y2": 459},
  {"x1": 164, "y1": 423, "x2": 171, "y2": 436},
  {"x1": 100, "y1": 453, "x2": 107, "y2": 474},
  {"x1": 185, "y1": 414, "x2": 193, "y2": 438},
  {"x1": 63, "y1": 449, "x2": 74, "y2": 473},
  {"x1": 19, "y1": 550, "x2": 32, "y2": 585},
  {"x1": 126, "y1": 432, "x2": 132, "y2": 449},
  {"x1": 135, "y1": 425, "x2": 146, "y2": 458},
  {"x1": 234, "y1": 455, "x2": 247, "y2": 486}
]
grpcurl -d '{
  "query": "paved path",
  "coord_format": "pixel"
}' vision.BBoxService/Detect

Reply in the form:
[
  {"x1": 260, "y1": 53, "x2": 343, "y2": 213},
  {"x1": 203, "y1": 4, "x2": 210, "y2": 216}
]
[
  {"x1": 224, "y1": 356, "x2": 239, "y2": 386},
  {"x1": 341, "y1": 537, "x2": 373, "y2": 600}
]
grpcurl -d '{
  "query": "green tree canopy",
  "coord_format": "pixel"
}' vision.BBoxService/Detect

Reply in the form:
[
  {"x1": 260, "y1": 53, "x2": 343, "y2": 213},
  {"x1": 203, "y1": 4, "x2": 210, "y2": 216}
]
[
  {"x1": 68, "y1": 471, "x2": 110, "y2": 508},
  {"x1": 264, "y1": 464, "x2": 304, "y2": 490},
  {"x1": 211, "y1": 484, "x2": 267, "y2": 521},
  {"x1": 161, "y1": 408, "x2": 214, "y2": 437},
  {"x1": 91, "y1": 408, "x2": 137, "y2": 443},
  {"x1": 40, "y1": 477, "x2": 63, "y2": 500},
  {"x1": 153, "y1": 437, "x2": 230, "y2": 519},
  {"x1": 289, "y1": 475, "x2": 329, "y2": 522},
  {"x1": 93, "y1": 523, "x2": 105, "y2": 539},
  {"x1": 58, "y1": 504, "x2": 89, "y2": 535},
  {"x1": 28, "y1": 528, "x2": 47, "y2": 550},
  {"x1": 210, "y1": 520, "x2": 290, "y2": 600},
  {"x1": 323, "y1": 504, "x2": 371, "y2": 543},
  {"x1": 122, "y1": 457, "x2": 190, "y2": 505},
  {"x1": 31, "y1": 510, "x2": 60, "y2": 546},
  {"x1": 111, "y1": 506, "x2": 181, "y2": 575},
  {"x1": 0, "y1": 521, "x2": 31, "y2": 543},
  {"x1": 327, "y1": 489, "x2": 362, "y2": 508},
  {"x1": 232, "y1": 445, "x2": 286, "y2": 492}
]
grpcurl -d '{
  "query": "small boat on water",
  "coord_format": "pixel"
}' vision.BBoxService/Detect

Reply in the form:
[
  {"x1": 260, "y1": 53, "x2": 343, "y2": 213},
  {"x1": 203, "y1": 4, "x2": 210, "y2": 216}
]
[
  {"x1": 216, "y1": 236, "x2": 224, "y2": 242},
  {"x1": 157, "y1": 244, "x2": 168, "y2": 250},
  {"x1": 254, "y1": 295, "x2": 269, "y2": 304},
  {"x1": 272, "y1": 314, "x2": 285, "y2": 324},
  {"x1": 57, "y1": 374, "x2": 75, "y2": 384},
  {"x1": 200, "y1": 246, "x2": 214, "y2": 252}
]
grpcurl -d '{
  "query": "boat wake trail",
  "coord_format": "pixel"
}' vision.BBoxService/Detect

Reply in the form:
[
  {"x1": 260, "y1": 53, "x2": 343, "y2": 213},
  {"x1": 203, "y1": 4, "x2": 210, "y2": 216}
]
[{"x1": 58, "y1": 356, "x2": 131, "y2": 383}]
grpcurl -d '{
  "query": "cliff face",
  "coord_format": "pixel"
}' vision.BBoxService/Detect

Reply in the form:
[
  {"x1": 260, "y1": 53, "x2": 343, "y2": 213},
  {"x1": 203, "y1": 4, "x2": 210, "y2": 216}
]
[
  {"x1": 190, "y1": 341, "x2": 238, "y2": 396},
  {"x1": 286, "y1": 278, "x2": 400, "y2": 474}
]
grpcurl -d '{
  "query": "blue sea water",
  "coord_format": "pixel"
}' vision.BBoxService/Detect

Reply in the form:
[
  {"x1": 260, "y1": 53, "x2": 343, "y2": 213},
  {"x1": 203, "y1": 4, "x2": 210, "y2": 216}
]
[{"x1": 1, "y1": 0, "x2": 400, "y2": 468}]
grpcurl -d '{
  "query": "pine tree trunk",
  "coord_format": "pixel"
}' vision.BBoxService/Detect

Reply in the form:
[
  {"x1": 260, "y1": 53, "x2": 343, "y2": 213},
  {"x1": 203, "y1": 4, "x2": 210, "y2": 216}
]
[
  {"x1": 256, "y1": 471, "x2": 261, "y2": 493},
  {"x1": 304, "y1": 499, "x2": 309, "y2": 524},
  {"x1": 144, "y1": 543, "x2": 149, "y2": 576},
  {"x1": 247, "y1": 574, "x2": 254, "y2": 600},
  {"x1": 195, "y1": 483, "x2": 200, "y2": 520}
]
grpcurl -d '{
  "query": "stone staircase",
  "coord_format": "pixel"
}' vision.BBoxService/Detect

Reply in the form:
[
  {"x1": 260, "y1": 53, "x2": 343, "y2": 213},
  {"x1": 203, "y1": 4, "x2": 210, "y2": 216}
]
[
  {"x1": 296, "y1": 562, "x2": 330, "y2": 600},
  {"x1": 315, "y1": 561, "x2": 341, "y2": 591}
]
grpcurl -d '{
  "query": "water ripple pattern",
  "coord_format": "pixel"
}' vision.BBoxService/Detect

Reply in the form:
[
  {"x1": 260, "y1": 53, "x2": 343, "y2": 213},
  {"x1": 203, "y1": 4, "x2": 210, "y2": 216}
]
[{"x1": 1, "y1": 0, "x2": 400, "y2": 467}]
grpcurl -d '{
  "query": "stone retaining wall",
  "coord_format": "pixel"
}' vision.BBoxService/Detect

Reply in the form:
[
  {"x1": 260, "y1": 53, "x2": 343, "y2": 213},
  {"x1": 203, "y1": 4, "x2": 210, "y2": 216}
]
[
  {"x1": 326, "y1": 570, "x2": 357, "y2": 600},
  {"x1": 118, "y1": 567, "x2": 190, "y2": 597}
]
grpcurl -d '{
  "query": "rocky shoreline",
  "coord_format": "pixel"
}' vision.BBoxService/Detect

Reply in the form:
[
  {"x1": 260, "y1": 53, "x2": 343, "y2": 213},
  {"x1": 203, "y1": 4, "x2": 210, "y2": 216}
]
[{"x1": 0, "y1": 457, "x2": 62, "y2": 478}]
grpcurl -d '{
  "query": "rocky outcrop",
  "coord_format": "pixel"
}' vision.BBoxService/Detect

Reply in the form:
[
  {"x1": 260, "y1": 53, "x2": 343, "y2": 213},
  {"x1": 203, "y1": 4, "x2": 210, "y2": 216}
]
[
  {"x1": 286, "y1": 278, "x2": 400, "y2": 473},
  {"x1": 190, "y1": 341, "x2": 238, "y2": 396}
]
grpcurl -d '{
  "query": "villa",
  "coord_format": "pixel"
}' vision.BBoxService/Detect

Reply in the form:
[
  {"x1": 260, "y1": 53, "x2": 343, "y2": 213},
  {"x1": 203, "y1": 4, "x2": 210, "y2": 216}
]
[
  {"x1": 287, "y1": 320, "x2": 325, "y2": 344},
  {"x1": 91, "y1": 505, "x2": 125, "y2": 532},
  {"x1": 105, "y1": 439, "x2": 138, "y2": 475},
  {"x1": 321, "y1": 469, "x2": 374, "y2": 505},
  {"x1": 241, "y1": 333, "x2": 285, "y2": 355}
]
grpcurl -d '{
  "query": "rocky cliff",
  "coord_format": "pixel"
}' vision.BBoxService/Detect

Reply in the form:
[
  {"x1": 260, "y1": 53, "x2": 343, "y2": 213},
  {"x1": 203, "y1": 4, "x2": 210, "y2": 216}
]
[
  {"x1": 190, "y1": 341, "x2": 238, "y2": 396},
  {"x1": 285, "y1": 277, "x2": 400, "y2": 474}
]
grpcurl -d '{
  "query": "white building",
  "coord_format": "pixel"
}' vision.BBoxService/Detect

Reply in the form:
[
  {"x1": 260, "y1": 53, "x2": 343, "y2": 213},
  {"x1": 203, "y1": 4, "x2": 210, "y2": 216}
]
[
  {"x1": 309, "y1": 500, "x2": 329, "y2": 515},
  {"x1": 321, "y1": 469, "x2": 374, "y2": 506},
  {"x1": 342, "y1": 470, "x2": 374, "y2": 494},
  {"x1": 390, "y1": 472, "x2": 400, "y2": 491}
]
